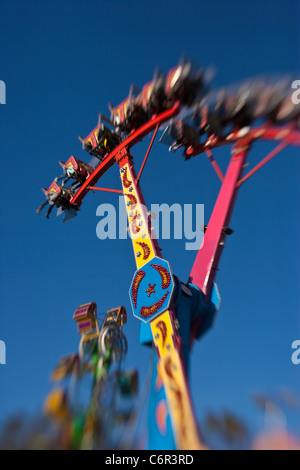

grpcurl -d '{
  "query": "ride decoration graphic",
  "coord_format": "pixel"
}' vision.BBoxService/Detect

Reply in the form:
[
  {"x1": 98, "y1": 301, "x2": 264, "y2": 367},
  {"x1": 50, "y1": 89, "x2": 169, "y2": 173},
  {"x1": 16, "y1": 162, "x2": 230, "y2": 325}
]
[{"x1": 129, "y1": 257, "x2": 174, "y2": 323}]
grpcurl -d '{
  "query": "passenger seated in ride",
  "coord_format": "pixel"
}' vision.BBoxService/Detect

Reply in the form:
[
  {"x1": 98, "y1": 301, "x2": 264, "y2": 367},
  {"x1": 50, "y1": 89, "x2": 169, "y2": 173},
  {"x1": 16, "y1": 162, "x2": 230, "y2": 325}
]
[
  {"x1": 169, "y1": 119, "x2": 200, "y2": 153},
  {"x1": 165, "y1": 60, "x2": 205, "y2": 107},
  {"x1": 80, "y1": 123, "x2": 121, "y2": 158},
  {"x1": 126, "y1": 99, "x2": 148, "y2": 131},
  {"x1": 97, "y1": 124, "x2": 121, "y2": 154},
  {"x1": 256, "y1": 79, "x2": 296, "y2": 124},
  {"x1": 224, "y1": 81, "x2": 263, "y2": 130},
  {"x1": 140, "y1": 71, "x2": 167, "y2": 116},
  {"x1": 110, "y1": 90, "x2": 143, "y2": 135},
  {"x1": 36, "y1": 187, "x2": 60, "y2": 219},
  {"x1": 55, "y1": 165, "x2": 77, "y2": 186},
  {"x1": 275, "y1": 90, "x2": 300, "y2": 124},
  {"x1": 55, "y1": 166, "x2": 82, "y2": 191},
  {"x1": 194, "y1": 90, "x2": 228, "y2": 139},
  {"x1": 111, "y1": 76, "x2": 167, "y2": 135},
  {"x1": 36, "y1": 182, "x2": 75, "y2": 219},
  {"x1": 56, "y1": 156, "x2": 94, "y2": 191}
]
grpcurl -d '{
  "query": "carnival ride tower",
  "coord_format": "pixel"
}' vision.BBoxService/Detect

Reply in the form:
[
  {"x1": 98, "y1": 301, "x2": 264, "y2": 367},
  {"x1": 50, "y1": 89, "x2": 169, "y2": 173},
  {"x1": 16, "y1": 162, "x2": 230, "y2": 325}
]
[{"x1": 39, "y1": 61, "x2": 300, "y2": 450}]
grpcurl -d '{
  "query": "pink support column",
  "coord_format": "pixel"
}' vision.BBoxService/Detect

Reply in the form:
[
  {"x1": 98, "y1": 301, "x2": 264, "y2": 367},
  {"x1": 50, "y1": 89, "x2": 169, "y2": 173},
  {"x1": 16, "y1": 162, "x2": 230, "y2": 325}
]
[{"x1": 188, "y1": 142, "x2": 250, "y2": 300}]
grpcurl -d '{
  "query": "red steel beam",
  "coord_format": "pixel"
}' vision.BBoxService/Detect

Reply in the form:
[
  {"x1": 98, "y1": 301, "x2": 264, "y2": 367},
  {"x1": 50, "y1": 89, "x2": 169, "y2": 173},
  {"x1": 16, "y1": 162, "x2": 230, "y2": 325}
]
[
  {"x1": 237, "y1": 140, "x2": 289, "y2": 187},
  {"x1": 188, "y1": 142, "x2": 250, "y2": 300},
  {"x1": 206, "y1": 149, "x2": 224, "y2": 182},
  {"x1": 185, "y1": 125, "x2": 300, "y2": 158},
  {"x1": 88, "y1": 186, "x2": 124, "y2": 194},
  {"x1": 71, "y1": 102, "x2": 181, "y2": 207},
  {"x1": 136, "y1": 123, "x2": 160, "y2": 184}
]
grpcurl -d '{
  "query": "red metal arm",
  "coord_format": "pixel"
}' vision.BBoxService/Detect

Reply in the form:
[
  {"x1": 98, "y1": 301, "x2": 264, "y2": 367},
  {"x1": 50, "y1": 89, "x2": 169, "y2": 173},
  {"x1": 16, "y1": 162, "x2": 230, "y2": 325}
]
[
  {"x1": 185, "y1": 125, "x2": 300, "y2": 158},
  {"x1": 188, "y1": 125, "x2": 300, "y2": 301},
  {"x1": 188, "y1": 142, "x2": 250, "y2": 300},
  {"x1": 237, "y1": 140, "x2": 289, "y2": 187},
  {"x1": 205, "y1": 149, "x2": 224, "y2": 182},
  {"x1": 88, "y1": 186, "x2": 124, "y2": 194},
  {"x1": 71, "y1": 103, "x2": 180, "y2": 207},
  {"x1": 136, "y1": 123, "x2": 160, "y2": 184}
]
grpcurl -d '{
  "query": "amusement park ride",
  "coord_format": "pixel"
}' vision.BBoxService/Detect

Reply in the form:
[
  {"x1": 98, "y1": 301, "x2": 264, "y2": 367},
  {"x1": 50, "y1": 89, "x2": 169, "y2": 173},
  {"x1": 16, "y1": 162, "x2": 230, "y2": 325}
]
[{"x1": 40, "y1": 60, "x2": 300, "y2": 450}]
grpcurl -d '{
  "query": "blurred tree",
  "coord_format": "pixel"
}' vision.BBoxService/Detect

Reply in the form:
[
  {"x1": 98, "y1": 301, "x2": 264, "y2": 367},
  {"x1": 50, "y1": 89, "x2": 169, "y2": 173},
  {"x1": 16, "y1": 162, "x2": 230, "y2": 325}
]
[{"x1": 203, "y1": 410, "x2": 250, "y2": 449}]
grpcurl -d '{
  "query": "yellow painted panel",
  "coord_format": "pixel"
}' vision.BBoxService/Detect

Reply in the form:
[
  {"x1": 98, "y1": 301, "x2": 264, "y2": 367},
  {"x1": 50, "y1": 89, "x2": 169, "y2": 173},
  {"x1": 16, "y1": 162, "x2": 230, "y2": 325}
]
[
  {"x1": 151, "y1": 311, "x2": 206, "y2": 450},
  {"x1": 120, "y1": 162, "x2": 157, "y2": 268}
]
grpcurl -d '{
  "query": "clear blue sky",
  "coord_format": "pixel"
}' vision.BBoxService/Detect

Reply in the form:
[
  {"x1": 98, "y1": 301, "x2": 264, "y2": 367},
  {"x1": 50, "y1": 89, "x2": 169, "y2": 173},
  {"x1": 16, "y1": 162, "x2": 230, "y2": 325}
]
[{"x1": 0, "y1": 0, "x2": 299, "y2": 445}]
